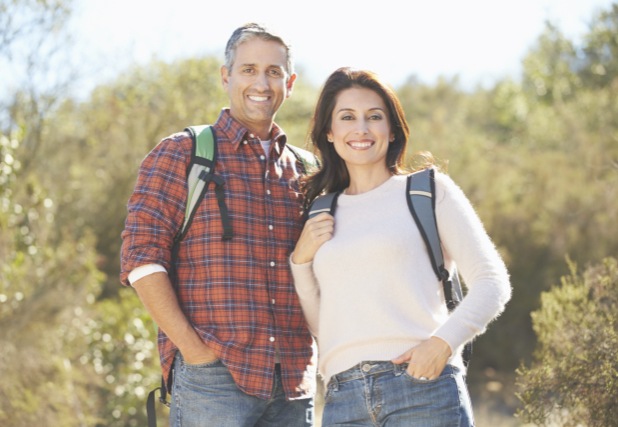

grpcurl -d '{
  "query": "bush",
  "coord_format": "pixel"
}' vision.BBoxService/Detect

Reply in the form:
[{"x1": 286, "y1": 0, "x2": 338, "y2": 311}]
[{"x1": 515, "y1": 257, "x2": 618, "y2": 426}]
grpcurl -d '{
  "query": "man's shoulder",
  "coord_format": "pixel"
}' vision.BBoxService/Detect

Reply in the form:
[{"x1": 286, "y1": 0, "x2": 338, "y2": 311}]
[
  {"x1": 145, "y1": 129, "x2": 194, "y2": 163},
  {"x1": 159, "y1": 128, "x2": 194, "y2": 148}
]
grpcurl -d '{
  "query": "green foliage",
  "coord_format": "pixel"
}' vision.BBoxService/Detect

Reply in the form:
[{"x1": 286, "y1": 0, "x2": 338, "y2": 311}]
[
  {"x1": 522, "y1": 22, "x2": 581, "y2": 103},
  {"x1": 85, "y1": 288, "x2": 161, "y2": 426},
  {"x1": 0, "y1": 131, "x2": 106, "y2": 427},
  {"x1": 580, "y1": 4, "x2": 618, "y2": 89},
  {"x1": 515, "y1": 257, "x2": 618, "y2": 426}
]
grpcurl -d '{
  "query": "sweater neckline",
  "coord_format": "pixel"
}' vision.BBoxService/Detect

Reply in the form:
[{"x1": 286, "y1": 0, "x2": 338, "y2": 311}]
[{"x1": 338, "y1": 175, "x2": 404, "y2": 201}]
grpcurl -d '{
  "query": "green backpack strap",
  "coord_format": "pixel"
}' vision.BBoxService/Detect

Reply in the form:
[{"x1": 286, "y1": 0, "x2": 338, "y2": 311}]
[
  {"x1": 170, "y1": 125, "x2": 232, "y2": 276},
  {"x1": 183, "y1": 125, "x2": 216, "y2": 235},
  {"x1": 183, "y1": 125, "x2": 232, "y2": 241},
  {"x1": 406, "y1": 167, "x2": 472, "y2": 367}
]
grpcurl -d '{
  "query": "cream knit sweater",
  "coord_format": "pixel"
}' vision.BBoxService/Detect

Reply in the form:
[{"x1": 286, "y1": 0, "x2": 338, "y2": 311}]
[{"x1": 291, "y1": 172, "x2": 511, "y2": 385}]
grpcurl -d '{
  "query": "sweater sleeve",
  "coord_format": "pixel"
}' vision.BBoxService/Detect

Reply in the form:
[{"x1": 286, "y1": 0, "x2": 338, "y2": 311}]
[
  {"x1": 431, "y1": 172, "x2": 512, "y2": 352},
  {"x1": 289, "y1": 255, "x2": 321, "y2": 337}
]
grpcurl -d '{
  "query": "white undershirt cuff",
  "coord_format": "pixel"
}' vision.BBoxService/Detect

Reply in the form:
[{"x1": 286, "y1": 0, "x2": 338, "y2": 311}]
[{"x1": 128, "y1": 264, "x2": 168, "y2": 286}]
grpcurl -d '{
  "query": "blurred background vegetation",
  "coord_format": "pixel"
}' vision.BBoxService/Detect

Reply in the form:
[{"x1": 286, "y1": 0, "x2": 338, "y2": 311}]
[{"x1": 1, "y1": 1, "x2": 617, "y2": 426}]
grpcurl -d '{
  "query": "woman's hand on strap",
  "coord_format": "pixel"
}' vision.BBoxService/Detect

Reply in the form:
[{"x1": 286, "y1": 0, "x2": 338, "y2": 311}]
[{"x1": 291, "y1": 212, "x2": 335, "y2": 264}]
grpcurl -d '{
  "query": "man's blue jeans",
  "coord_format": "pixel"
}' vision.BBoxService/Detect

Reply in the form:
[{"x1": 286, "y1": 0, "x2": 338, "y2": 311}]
[
  {"x1": 322, "y1": 361, "x2": 474, "y2": 427},
  {"x1": 170, "y1": 354, "x2": 314, "y2": 427}
]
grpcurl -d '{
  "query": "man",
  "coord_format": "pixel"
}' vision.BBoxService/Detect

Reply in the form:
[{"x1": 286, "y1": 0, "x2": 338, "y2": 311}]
[{"x1": 120, "y1": 23, "x2": 317, "y2": 426}]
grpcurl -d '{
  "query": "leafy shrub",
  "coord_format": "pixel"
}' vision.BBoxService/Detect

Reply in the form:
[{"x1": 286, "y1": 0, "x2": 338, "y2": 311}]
[{"x1": 516, "y1": 257, "x2": 618, "y2": 426}]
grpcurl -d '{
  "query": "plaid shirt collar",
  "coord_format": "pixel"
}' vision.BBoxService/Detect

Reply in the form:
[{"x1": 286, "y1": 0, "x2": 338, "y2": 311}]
[{"x1": 216, "y1": 108, "x2": 288, "y2": 154}]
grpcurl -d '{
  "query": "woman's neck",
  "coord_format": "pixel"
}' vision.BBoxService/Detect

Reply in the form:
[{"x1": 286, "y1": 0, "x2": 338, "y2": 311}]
[{"x1": 344, "y1": 166, "x2": 392, "y2": 195}]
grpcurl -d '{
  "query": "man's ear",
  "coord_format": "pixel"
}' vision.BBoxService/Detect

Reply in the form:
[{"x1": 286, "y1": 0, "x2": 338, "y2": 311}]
[
  {"x1": 285, "y1": 73, "x2": 297, "y2": 98},
  {"x1": 221, "y1": 65, "x2": 230, "y2": 88}
]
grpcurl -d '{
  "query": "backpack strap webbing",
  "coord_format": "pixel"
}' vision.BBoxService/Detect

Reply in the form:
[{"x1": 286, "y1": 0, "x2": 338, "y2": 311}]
[
  {"x1": 406, "y1": 168, "x2": 472, "y2": 366},
  {"x1": 146, "y1": 375, "x2": 170, "y2": 427},
  {"x1": 184, "y1": 125, "x2": 232, "y2": 241},
  {"x1": 308, "y1": 192, "x2": 340, "y2": 219},
  {"x1": 406, "y1": 169, "x2": 447, "y2": 282}
]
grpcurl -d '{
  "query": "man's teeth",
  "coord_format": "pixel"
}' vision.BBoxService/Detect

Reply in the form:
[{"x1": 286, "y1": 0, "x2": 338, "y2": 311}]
[{"x1": 249, "y1": 96, "x2": 268, "y2": 101}]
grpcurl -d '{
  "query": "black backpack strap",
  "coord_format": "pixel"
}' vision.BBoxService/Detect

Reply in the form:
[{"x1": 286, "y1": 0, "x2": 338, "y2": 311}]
[
  {"x1": 406, "y1": 169, "x2": 445, "y2": 279},
  {"x1": 146, "y1": 374, "x2": 171, "y2": 427},
  {"x1": 406, "y1": 168, "x2": 472, "y2": 367},
  {"x1": 183, "y1": 125, "x2": 233, "y2": 242},
  {"x1": 169, "y1": 126, "x2": 232, "y2": 279},
  {"x1": 146, "y1": 385, "x2": 159, "y2": 427},
  {"x1": 308, "y1": 192, "x2": 340, "y2": 219}
]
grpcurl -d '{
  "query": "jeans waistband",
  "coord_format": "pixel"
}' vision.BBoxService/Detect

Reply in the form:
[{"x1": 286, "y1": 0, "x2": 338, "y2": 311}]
[{"x1": 329, "y1": 361, "x2": 408, "y2": 388}]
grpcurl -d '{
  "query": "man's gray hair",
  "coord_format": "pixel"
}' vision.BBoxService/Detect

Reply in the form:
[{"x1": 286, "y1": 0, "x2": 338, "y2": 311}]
[{"x1": 224, "y1": 23, "x2": 294, "y2": 78}]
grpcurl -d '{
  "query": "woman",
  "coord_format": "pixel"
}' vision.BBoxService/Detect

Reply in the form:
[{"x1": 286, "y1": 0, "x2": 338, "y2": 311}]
[{"x1": 290, "y1": 67, "x2": 511, "y2": 426}]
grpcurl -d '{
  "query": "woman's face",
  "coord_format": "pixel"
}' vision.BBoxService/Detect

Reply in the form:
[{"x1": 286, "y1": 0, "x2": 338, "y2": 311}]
[{"x1": 327, "y1": 87, "x2": 394, "y2": 172}]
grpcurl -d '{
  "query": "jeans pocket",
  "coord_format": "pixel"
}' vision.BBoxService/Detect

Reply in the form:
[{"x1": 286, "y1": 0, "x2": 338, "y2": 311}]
[{"x1": 401, "y1": 364, "x2": 456, "y2": 384}]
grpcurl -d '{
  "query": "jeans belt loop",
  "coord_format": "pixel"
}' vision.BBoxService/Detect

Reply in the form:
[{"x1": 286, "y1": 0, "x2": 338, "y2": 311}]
[
  {"x1": 394, "y1": 362, "x2": 407, "y2": 376},
  {"x1": 330, "y1": 374, "x2": 340, "y2": 392}
]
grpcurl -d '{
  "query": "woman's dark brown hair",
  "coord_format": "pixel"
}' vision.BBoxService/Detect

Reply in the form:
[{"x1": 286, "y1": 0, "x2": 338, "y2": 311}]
[{"x1": 302, "y1": 67, "x2": 411, "y2": 205}]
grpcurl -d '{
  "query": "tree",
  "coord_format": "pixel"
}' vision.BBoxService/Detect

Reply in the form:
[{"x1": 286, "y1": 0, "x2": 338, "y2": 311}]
[
  {"x1": 580, "y1": 4, "x2": 618, "y2": 89},
  {"x1": 0, "y1": 2, "x2": 114, "y2": 425},
  {"x1": 521, "y1": 22, "x2": 581, "y2": 104}
]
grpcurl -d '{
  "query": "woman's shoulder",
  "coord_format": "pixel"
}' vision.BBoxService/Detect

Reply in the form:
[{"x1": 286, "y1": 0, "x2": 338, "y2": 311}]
[
  {"x1": 430, "y1": 169, "x2": 469, "y2": 205},
  {"x1": 406, "y1": 167, "x2": 457, "y2": 189}
]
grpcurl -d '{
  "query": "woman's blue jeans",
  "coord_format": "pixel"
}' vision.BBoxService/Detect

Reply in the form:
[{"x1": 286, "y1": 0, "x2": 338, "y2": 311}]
[
  {"x1": 170, "y1": 354, "x2": 314, "y2": 427},
  {"x1": 322, "y1": 361, "x2": 474, "y2": 427}
]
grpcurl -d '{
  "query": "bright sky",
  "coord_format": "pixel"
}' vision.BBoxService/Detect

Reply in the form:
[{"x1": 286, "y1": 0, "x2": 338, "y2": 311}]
[{"x1": 69, "y1": 0, "x2": 615, "y2": 91}]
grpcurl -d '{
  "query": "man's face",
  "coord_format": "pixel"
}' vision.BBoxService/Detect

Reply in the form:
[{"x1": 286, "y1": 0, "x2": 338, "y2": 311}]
[{"x1": 221, "y1": 38, "x2": 296, "y2": 137}]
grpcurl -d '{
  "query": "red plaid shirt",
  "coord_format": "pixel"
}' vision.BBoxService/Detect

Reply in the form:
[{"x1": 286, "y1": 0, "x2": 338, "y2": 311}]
[{"x1": 120, "y1": 109, "x2": 317, "y2": 400}]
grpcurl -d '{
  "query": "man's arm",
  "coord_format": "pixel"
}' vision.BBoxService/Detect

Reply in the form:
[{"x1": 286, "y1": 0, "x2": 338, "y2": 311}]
[{"x1": 132, "y1": 272, "x2": 217, "y2": 364}]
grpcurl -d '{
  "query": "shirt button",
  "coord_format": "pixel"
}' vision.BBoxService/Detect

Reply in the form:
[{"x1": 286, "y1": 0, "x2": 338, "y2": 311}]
[
  {"x1": 243, "y1": 140, "x2": 248, "y2": 145},
  {"x1": 271, "y1": 299, "x2": 276, "y2": 304},
  {"x1": 269, "y1": 337, "x2": 276, "y2": 342},
  {"x1": 270, "y1": 261, "x2": 276, "y2": 267},
  {"x1": 266, "y1": 189, "x2": 271, "y2": 195},
  {"x1": 268, "y1": 225, "x2": 274, "y2": 231},
  {"x1": 260, "y1": 155, "x2": 266, "y2": 161},
  {"x1": 362, "y1": 363, "x2": 372, "y2": 373}
]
